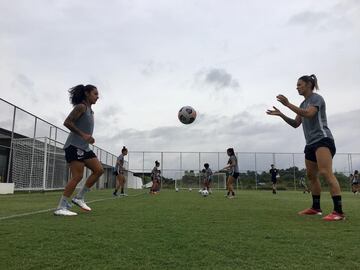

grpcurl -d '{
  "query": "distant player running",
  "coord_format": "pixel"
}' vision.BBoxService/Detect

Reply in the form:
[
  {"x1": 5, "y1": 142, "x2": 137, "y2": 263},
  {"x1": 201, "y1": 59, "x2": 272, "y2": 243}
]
[
  {"x1": 202, "y1": 163, "x2": 213, "y2": 193},
  {"x1": 222, "y1": 148, "x2": 239, "y2": 199},
  {"x1": 150, "y1": 160, "x2": 161, "y2": 194},
  {"x1": 113, "y1": 146, "x2": 128, "y2": 196},
  {"x1": 267, "y1": 74, "x2": 345, "y2": 221},
  {"x1": 54, "y1": 84, "x2": 104, "y2": 216}
]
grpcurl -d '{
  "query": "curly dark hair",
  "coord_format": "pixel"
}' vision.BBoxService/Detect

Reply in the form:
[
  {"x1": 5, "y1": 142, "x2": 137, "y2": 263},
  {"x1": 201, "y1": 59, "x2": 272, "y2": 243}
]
[{"x1": 68, "y1": 84, "x2": 97, "y2": 105}]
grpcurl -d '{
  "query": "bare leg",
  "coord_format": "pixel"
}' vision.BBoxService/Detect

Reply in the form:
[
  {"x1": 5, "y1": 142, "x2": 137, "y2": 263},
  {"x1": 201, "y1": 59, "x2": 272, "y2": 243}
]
[
  {"x1": 315, "y1": 147, "x2": 341, "y2": 196},
  {"x1": 64, "y1": 161, "x2": 85, "y2": 197}
]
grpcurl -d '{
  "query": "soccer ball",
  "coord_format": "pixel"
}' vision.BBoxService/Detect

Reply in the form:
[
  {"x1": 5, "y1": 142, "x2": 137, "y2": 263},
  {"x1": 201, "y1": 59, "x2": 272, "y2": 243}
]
[
  {"x1": 178, "y1": 106, "x2": 197, "y2": 124},
  {"x1": 189, "y1": 188, "x2": 192, "y2": 192},
  {"x1": 175, "y1": 188, "x2": 179, "y2": 192},
  {"x1": 201, "y1": 190, "x2": 209, "y2": 197}
]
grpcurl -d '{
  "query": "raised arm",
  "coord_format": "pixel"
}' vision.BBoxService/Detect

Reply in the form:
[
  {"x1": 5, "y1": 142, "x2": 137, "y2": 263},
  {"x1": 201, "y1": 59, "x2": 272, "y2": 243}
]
[
  {"x1": 266, "y1": 106, "x2": 302, "y2": 128},
  {"x1": 276, "y1": 95, "x2": 318, "y2": 118}
]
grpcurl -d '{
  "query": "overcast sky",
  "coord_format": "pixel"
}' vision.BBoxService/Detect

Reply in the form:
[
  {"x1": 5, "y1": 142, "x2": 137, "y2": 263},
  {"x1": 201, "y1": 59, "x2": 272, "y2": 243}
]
[{"x1": 0, "y1": 0, "x2": 359, "y2": 155}]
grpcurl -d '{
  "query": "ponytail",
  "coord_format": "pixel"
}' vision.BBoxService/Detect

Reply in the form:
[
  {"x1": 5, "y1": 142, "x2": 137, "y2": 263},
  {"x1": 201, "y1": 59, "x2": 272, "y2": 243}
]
[
  {"x1": 299, "y1": 74, "x2": 319, "y2": 90},
  {"x1": 68, "y1": 84, "x2": 97, "y2": 105}
]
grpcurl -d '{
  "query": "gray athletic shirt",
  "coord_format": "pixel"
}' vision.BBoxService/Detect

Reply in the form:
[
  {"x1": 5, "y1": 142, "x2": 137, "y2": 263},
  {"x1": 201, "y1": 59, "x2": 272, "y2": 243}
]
[
  {"x1": 299, "y1": 93, "x2": 333, "y2": 145},
  {"x1": 63, "y1": 106, "x2": 94, "y2": 151},
  {"x1": 228, "y1": 155, "x2": 240, "y2": 174},
  {"x1": 115, "y1": 154, "x2": 125, "y2": 173},
  {"x1": 204, "y1": 168, "x2": 213, "y2": 180}
]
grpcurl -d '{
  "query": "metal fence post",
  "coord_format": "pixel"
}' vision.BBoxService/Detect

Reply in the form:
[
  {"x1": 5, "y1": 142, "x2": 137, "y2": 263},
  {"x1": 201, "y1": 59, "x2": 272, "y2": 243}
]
[{"x1": 6, "y1": 107, "x2": 16, "y2": 183}]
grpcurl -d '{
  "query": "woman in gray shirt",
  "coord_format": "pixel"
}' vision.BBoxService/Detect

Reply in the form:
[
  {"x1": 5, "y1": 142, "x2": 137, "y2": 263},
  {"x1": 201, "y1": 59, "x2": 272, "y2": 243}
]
[
  {"x1": 267, "y1": 74, "x2": 344, "y2": 221},
  {"x1": 54, "y1": 84, "x2": 104, "y2": 216}
]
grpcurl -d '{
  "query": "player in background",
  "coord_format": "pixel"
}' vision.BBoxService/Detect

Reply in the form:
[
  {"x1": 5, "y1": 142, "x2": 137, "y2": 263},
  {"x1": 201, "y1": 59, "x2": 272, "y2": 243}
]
[
  {"x1": 202, "y1": 163, "x2": 213, "y2": 193},
  {"x1": 269, "y1": 164, "x2": 279, "y2": 194},
  {"x1": 299, "y1": 176, "x2": 310, "y2": 194},
  {"x1": 150, "y1": 160, "x2": 161, "y2": 194},
  {"x1": 113, "y1": 146, "x2": 128, "y2": 196},
  {"x1": 351, "y1": 170, "x2": 359, "y2": 195},
  {"x1": 267, "y1": 74, "x2": 345, "y2": 221},
  {"x1": 54, "y1": 84, "x2": 104, "y2": 216},
  {"x1": 222, "y1": 148, "x2": 239, "y2": 199}
]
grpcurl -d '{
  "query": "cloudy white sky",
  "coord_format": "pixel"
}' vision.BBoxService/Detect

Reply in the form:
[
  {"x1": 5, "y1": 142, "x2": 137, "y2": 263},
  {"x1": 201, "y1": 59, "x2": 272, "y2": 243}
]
[{"x1": 1, "y1": 0, "x2": 359, "y2": 155}]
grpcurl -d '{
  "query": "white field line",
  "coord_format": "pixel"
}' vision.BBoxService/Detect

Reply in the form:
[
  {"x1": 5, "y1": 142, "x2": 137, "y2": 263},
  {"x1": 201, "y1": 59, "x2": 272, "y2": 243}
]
[{"x1": 0, "y1": 192, "x2": 148, "y2": 221}]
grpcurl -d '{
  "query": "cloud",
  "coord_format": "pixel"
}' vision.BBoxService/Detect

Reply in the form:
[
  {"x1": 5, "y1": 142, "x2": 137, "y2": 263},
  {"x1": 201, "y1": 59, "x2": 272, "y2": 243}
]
[
  {"x1": 10, "y1": 73, "x2": 38, "y2": 103},
  {"x1": 194, "y1": 68, "x2": 240, "y2": 92},
  {"x1": 288, "y1": 11, "x2": 329, "y2": 26},
  {"x1": 287, "y1": 1, "x2": 360, "y2": 31},
  {"x1": 140, "y1": 60, "x2": 175, "y2": 76}
]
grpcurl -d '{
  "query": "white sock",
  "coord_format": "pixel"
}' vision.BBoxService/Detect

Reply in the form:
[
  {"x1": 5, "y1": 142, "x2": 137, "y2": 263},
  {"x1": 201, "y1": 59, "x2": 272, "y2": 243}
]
[
  {"x1": 57, "y1": 195, "x2": 70, "y2": 209},
  {"x1": 75, "y1": 186, "x2": 90, "y2": 200}
]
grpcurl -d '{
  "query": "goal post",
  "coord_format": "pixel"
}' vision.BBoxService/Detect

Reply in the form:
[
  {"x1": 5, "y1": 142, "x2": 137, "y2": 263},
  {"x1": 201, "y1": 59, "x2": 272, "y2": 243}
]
[{"x1": 11, "y1": 137, "x2": 68, "y2": 191}]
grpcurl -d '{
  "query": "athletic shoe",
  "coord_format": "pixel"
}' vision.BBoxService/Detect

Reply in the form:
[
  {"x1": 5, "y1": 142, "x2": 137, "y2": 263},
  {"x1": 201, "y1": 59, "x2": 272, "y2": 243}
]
[
  {"x1": 113, "y1": 192, "x2": 118, "y2": 197},
  {"x1": 71, "y1": 198, "x2": 91, "y2": 211},
  {"x1": 298, "y1": 208, "x2": 322, "y2": 216},
  {"x1": 323, "y1": 211, "x2": 345, "y2": 221},
  {"x1": 228, "y1": 195, "x2": 235, "y2": 199},
  {"x1": 54, "y1": 208, "x2": 78, "y2": 216}
]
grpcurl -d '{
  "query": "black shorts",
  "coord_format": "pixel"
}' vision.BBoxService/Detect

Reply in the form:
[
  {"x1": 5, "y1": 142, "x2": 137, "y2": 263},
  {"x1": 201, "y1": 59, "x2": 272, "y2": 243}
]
[
  {"x1": 230, "y1": 172, "x2": 240, "y2": 179},
  {"x1": 304, "y1": 138, "x2": 336, "y2": 163},
  {"x1": 271, "y1": 179, "x2": 277, "y2": 184},
  {"x1": 352, "y1": 182, "x2": 359, "y2": 186},
  {"x1": 64, "y1": 145, "x2": 97, "y2": 163}
]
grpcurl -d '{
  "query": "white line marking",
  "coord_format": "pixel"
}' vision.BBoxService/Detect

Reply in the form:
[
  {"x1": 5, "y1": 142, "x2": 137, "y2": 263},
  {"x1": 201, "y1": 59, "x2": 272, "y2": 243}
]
[{"x1": 0, "y1": 192, "x2": 148, "y2": 221}]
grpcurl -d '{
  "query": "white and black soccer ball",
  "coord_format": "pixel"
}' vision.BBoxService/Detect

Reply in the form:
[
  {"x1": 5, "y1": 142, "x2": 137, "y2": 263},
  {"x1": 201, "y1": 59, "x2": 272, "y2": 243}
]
[
  {"x1": 175, "y1": 188, "x2": 179, "y2": 192},
  {"x1": 178, "y1": 106, "x2": 197, "y2": 125},
  {"x1": 201, "y1": 190, "x2": 209, "y2": 197}
]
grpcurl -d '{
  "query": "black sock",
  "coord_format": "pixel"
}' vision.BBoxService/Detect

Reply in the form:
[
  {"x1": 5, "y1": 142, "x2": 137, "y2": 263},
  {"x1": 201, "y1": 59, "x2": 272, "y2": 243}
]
[
  {"x1": 232, "y1": 191, "x2": 235, "y2": 196},
  {"x1": 227, "y1": 191, "x2": 230, "y2": 196},
  {"x1": 332, "y1": 195, "x2": 343, "y2": 214},
  {"x1": 114, "y1": 189, "x2": 118, "y2": 194},
  {"x1": 312, "y1": 195, "x2": 321, "y2": 210},
  {"x1": 120, "y1": 188, "x2": 124, "y2": 194}
]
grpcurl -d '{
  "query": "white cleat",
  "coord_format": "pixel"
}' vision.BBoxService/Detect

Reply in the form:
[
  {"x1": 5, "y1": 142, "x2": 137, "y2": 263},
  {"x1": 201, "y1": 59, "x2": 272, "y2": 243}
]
[
  {"x1": 71, "y1": 198, "x2": 92, "y2": 211},
  {"x1": 54, "y1": 208, "x2": 78, "y2": 216}
]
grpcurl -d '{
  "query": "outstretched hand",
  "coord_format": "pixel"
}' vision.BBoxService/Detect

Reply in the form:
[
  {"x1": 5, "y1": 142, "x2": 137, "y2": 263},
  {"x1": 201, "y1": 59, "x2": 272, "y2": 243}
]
[
  {"x1": 266, "y1": 106, "x2": 282, "y2": 116},
  {"x1": 276, "y1": 94, "x2": 289, "y2": 106}
]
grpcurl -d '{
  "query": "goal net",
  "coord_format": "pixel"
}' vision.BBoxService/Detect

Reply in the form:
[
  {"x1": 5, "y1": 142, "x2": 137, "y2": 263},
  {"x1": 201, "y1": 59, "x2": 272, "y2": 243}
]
[
  {"x1": 11, "y1": 137, "x2": 68, "y2": 191},
  {"x1": 173, "y1": 171, "x2": 227, "y2": 190}
]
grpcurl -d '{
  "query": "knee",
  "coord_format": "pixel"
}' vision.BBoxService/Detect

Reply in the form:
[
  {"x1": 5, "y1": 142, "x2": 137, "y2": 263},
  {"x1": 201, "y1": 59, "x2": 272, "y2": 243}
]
[{"x1": 318, "y1": 169, "x2": 332, "y2": 180}]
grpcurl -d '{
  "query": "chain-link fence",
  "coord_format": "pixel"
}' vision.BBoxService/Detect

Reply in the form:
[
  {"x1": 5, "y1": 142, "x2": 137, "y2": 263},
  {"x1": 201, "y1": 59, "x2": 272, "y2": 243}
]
[{"x1": 1, "y1": 98, "x2": 360, "y2": 192}]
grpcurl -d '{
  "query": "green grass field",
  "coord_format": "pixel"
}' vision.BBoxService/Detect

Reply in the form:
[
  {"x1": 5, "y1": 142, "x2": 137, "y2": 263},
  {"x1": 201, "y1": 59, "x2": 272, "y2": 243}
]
[{"x1": 0, "y1": 189, "x2": 359, "y2": 270}]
